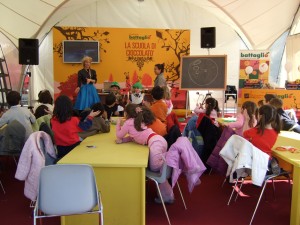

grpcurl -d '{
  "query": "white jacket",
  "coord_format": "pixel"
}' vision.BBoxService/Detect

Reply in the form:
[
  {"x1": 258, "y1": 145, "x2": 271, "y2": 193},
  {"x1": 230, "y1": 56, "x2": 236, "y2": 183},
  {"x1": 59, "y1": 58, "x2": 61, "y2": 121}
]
[{"x1": 219, "y1": 135, "x2": 269, "y2": 186}]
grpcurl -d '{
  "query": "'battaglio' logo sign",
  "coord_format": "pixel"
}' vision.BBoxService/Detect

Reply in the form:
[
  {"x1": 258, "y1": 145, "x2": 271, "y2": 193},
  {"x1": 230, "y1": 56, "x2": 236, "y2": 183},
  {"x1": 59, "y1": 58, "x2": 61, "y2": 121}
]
[{"x1": 240, "y1": 51, "x2": 270, "y2": 60}]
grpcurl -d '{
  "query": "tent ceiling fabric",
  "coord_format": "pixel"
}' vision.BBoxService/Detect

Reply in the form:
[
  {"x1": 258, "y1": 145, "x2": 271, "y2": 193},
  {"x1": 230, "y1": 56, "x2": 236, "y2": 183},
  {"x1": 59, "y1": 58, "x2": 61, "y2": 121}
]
[
  {"x1": 0, "y1": 0, "x2": 299, "y2": 49},
  {"x1": 209, "y1": 0, "x2": 300, "y2": 49}
]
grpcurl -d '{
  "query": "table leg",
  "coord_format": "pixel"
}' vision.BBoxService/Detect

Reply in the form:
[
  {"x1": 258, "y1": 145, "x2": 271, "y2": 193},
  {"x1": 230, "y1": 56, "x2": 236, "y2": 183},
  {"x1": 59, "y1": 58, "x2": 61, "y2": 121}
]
[{"x1": 290, "y1": 166, "x2": 300, "y2": 225}]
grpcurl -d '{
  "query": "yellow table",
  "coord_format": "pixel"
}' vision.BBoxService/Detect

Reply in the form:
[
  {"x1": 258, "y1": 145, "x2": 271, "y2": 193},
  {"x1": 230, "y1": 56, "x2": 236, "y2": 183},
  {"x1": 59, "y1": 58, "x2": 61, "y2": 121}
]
[
  {"x1": 58, "y1": 127, "x2": 149, "y2": 225},
  {"x1": 272, "y1": 131, "x2": 300, "y2": 225},
  {"x1": 216, "y1": 117, "x2": 237, "y2": 126}
]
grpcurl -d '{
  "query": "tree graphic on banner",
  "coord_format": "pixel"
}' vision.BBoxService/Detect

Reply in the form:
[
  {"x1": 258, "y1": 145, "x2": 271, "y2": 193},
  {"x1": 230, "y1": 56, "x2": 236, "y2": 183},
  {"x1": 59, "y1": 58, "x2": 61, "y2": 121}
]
[
  {"x1": 57, "y1": 73, "x2": 78, "y2": 100},
  {"x1": 53, "y1": 27, "x2": 110, "y2": 99},
  {"x1": 53, "y1": 27, "x2": 110, "y2": 59},
  {"x1": 156, "y1": 29, "x2": 190, "y2": 83}
]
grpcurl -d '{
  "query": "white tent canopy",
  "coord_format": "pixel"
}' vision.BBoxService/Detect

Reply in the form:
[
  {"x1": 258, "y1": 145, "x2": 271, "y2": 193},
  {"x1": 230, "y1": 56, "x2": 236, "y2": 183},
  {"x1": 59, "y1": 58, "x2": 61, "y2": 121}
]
[
  {"x1": 0, "y1": 0, "x2": 300, "y2": 105},
  {"x1": 1, "y1": 0, "x2": 299, "y2": 49}
]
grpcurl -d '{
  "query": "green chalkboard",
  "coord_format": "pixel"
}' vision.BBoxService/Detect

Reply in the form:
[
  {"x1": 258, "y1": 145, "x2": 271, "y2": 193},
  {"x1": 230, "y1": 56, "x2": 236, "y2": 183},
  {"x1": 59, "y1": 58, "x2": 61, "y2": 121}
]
[{"x1": 180, "y1": 55, "x2": 227, "y2": 90}]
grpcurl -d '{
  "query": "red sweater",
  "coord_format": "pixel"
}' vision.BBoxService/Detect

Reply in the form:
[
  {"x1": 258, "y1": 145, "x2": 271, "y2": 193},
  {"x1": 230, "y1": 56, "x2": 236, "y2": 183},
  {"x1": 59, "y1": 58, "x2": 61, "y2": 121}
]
[
  {"x1": 51, "y1": 116, "x2": 92, "y2": 146},
  {"x1": 243, "y1": 128, "x2": 278, "y2": 156}
]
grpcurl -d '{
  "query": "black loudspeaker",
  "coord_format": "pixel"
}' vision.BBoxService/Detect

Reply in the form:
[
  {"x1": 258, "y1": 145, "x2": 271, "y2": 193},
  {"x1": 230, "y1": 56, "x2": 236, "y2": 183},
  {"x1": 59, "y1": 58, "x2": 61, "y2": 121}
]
[
  {"x1": 19, "y1": 38, "x2": 39, "y2": 65},
  {"x1": 201, "y1": 27, "x2": 216, "y2": 48}
]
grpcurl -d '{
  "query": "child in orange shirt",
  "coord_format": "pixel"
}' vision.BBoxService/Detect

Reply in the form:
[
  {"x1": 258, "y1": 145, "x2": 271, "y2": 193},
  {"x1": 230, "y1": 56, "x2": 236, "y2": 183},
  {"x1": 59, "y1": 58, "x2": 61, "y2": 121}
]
[{"x1": 149, "y1": 86, "x2": 168, "y2": 124}]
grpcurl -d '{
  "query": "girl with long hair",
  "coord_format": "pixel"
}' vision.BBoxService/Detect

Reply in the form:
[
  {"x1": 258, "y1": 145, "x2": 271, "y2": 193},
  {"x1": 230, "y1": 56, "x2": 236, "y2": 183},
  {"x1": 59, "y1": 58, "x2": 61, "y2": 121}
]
[
  {"x1": 51, "y1": 95, "x2": 100, "y2": 159},
  {"x1": 243, "y1": 104, "x2": 281, "y2": 156},
  {"x1": 115, "y1": 104, "x2": 174, "y2": 204},
  {"x1": 228, "y1": 101, "x2": 257, "y2": 136}
]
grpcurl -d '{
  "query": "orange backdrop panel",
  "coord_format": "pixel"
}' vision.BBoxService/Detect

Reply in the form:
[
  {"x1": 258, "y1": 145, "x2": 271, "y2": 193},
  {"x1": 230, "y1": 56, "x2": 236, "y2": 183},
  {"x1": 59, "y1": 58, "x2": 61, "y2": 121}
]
[
  {"x1": 52, "y1": 27, "x2": 190, "y2": 100},
  {"x1": 239, "y1": 89, "x2": 300, "y2": 110}
]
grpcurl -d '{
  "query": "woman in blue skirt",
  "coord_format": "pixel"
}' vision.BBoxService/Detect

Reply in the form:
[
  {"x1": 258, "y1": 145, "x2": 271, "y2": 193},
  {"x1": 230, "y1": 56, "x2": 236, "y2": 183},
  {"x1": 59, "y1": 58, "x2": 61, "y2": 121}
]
[{"x1": 74, "y1": 56, "x2": 100, "y2": 110}]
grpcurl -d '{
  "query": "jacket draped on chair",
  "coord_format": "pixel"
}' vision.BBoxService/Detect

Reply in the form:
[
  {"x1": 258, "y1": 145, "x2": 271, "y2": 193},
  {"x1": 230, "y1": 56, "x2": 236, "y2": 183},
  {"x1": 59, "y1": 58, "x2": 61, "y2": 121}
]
[
  {"x1": 166, "y1": 137, "x2": 206, "y2": 192},
  {"x1": 15, "y1": 131, "x2": 56, "y2": 201},
  {"x1": 219, "y1": 134, "x2": 269, "y2": 186},
  {"x1": 207, "y1": 126, "x2": 236, "y2": 175},
  {"x1": 196, "y1": 113, "x2": 221, "y2": 164}
]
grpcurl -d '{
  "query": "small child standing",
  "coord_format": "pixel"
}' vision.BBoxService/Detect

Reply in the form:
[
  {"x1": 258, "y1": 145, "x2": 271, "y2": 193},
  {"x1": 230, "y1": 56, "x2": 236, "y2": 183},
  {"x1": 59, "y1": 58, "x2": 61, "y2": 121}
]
[
  {"x1": 243, "y1": 104, "x2": 281, "y2": 156},
  {"x1": 116, "y1": 104, "x2": 174, "y2": 204},
  {"x1": 0, "y1": 91, "x2": 36, "y2": 140},
  {"x1": 227, "y1": 101, "x2": 257, "y2": 136},
  {"x1": 129, "y1": 82, "x2": 144, "y2": 105},
  {"x1": 162, "y1": 86, "x2": 173, "y2": 115},
  {"x1": 51, "y1": 95, "x2": 100, "y2": 159}
]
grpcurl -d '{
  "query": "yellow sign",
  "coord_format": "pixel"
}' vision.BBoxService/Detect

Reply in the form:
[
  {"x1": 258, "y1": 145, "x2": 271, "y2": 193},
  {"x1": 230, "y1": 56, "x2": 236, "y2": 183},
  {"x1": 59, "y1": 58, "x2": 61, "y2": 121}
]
[{"x1": 53, "y1": 27, "x2": 190, "y2": 99}]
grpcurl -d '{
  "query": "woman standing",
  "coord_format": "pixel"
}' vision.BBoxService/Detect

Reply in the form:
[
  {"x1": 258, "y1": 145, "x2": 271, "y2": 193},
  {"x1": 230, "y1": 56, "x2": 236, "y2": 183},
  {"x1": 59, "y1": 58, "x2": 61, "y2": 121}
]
[
  {"x1": 74, "y1": 56, "x2": 100, "y2": 110},
  {"x1": 153, "y1": 63, "x2": 167, "y2": 87}
]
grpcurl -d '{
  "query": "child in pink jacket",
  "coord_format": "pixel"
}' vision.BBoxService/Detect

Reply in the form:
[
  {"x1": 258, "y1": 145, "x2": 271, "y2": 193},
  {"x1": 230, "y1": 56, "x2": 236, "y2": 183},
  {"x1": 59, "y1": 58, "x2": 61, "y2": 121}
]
[{"x1": 116, "y1": 104, "x2": 174, "y2": 204}]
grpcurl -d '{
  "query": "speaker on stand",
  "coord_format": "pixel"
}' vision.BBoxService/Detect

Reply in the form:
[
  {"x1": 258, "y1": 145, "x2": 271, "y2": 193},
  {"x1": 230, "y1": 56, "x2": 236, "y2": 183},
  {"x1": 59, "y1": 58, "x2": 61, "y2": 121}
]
[
  {"x1": 201, "y1": 27, "x2": 216, "y2": 55},
  {"x1": 18, "y1": 38, "x2": 39, "y2": 107},
  {"x1": 19, "y1": 38, "x2": 39, "y2": 65}
]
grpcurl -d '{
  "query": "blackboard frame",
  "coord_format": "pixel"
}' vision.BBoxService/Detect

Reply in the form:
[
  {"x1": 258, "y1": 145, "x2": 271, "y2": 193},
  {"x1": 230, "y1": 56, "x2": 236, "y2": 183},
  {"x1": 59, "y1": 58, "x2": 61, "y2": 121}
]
[{"x1": 180, "y1": 55, "x2": 227, "y2": 90}]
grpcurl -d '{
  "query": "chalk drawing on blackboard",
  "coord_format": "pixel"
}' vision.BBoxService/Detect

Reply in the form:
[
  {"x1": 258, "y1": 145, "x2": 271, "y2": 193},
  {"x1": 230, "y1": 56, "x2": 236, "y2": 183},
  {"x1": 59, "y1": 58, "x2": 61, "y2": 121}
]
[{"x1": 188, "y1": 58, "x2": 218, "y2": 87}]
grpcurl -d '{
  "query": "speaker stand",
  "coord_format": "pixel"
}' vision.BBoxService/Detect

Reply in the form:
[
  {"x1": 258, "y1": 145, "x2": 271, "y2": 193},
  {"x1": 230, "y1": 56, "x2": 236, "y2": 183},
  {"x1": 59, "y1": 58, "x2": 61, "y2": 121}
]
[
  {"x1": 207, "y1": 48, "x2": 210, "y2": 55},
  {"x1": 19, "y1": 65, "x2": 32, "y2": 107},
  {"x1": 185, "y1": 90, "x2": 189, "y2": 118}
]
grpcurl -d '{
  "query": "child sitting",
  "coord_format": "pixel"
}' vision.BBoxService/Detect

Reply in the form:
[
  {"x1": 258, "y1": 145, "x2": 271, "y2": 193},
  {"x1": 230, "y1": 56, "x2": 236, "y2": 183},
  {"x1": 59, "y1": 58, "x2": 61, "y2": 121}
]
[
  {"x1": 243, "y1": 104, "x2": 281, "y2": 156},
  {"x1": 33, "y1": 89, "x2": 54, "y2": 113},
  {"x1": 129, "y1": 82, "x2": 144, "y2": 105},
  {"x1": 78, "y1": 102, "x2": 110, "y2": 139},
  {"x1": 140, "y1": 106, "x2": 167, "y2": 137},
  {"x1": 0, "y1": 91, "x2": 36, "y2": 140},
  {"x1": 51, "y1": 95, "x2": 100, "y2": 159},
  {"x1": 227, "y1": 101, "x2": 257, "y2": 136},
  {"x1": 104, "y1": 93, "x2": 124, "y2": 120},
  {"x1": 269, "y1": 97, "x2": 300, "y2": 133},
  {"x1": 145, "y1": 86, "x2": 168, "y2": 124},
  {"x1": 116, "y1": 104, "x2": 174, "y2": 204},
  {"x1": 194, "y1": 97, "x2": 219, "y2": 126}
]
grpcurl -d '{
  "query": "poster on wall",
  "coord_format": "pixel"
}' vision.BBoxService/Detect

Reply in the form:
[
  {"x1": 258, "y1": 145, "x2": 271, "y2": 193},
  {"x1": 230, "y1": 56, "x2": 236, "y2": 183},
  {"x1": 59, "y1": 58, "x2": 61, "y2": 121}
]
[
  {"x1": 239, "y1": 50, "x2": 270, "y2": 88},
  {"x1": 52, "y1": 27, "x2": 190, "y2": 107}
]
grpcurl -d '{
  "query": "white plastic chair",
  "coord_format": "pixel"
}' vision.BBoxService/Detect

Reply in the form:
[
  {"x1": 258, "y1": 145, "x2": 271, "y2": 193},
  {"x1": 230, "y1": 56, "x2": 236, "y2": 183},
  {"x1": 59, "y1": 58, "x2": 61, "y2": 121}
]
[
  {"x1": 146, "y1": 162, "x2": 187, "y2": 225},
  {"x1": 33, "y1": 164, "x2": 103, "y2": 225}
]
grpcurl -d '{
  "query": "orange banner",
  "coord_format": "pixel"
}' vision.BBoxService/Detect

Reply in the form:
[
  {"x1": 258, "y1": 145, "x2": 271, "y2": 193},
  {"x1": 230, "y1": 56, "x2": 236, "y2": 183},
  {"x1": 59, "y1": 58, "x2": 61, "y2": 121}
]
[
  {"x1": 53, "y1": 27, "x2": 190, "y2": 100},
  {"x1": 239, "y1": 89, "x2": 300, "y2": 110}
]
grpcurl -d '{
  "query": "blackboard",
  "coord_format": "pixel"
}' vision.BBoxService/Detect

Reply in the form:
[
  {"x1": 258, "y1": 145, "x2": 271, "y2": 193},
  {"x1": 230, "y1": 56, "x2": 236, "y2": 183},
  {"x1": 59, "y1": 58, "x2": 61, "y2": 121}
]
[{"x1": 180, "y1": 55, "x2": 227, "y2": 90}]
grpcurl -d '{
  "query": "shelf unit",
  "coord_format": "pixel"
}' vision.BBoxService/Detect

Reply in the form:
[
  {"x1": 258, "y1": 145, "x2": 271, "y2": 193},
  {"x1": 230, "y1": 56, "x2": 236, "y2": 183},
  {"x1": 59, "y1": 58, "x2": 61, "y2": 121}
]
[{"x1": 0, "y1": 45, "x2": 12, "y2": 108}]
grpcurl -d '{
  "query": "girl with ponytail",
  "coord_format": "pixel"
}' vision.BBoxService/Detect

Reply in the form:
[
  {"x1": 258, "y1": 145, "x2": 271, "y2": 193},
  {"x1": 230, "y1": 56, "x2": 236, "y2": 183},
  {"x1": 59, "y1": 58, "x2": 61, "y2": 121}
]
[
  {"x1": 243, "y1": 104, "x2": 281, "y2": 156},
  {"x1": 228, "y1": 101, "x2": 257, "y2": 136},
  {"x1": 116, "y1": 104, "x2": 174, "y2": 204}
]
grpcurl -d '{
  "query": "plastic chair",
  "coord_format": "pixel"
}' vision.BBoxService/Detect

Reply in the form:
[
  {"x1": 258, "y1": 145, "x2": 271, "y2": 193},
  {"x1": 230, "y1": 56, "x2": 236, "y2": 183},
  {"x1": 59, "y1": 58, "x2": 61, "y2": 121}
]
[
  {"x1": 227, "y1": 168, "x2": 291, "y2": 225},
  {"x1": 146, "y1": 162, "x2": 187, "y2": 225},
  {"x1": 33, "y1": 164, "x2": 103, "y2": 225}
]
